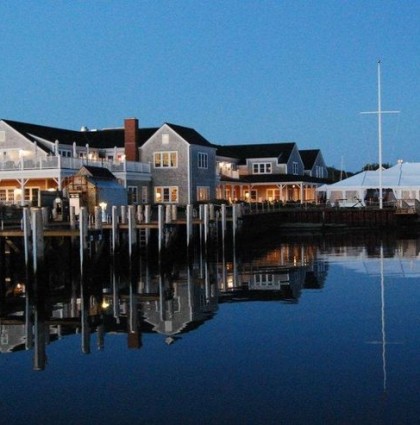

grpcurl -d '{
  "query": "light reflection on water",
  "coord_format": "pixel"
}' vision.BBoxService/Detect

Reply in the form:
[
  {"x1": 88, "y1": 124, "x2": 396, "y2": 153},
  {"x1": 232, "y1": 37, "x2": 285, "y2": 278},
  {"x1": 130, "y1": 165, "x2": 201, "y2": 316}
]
[{"x1": 1, "y1": 232, "x2": 420, "y2": 424}]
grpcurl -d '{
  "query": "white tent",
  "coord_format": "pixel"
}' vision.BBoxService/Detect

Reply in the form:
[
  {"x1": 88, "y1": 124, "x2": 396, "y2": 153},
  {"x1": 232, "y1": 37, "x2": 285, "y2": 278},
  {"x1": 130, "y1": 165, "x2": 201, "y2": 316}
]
[{"x1": 318, "y1": 162, "x2": 420, "y2": 207}]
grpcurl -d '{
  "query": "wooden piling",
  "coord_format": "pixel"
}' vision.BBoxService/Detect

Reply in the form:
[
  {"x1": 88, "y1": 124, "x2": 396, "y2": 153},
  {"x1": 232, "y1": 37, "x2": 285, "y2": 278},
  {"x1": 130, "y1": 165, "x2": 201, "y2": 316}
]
[
  {"x1": 158, "y1": 205, "x2": 164, "y2": 253},
  {"x1": 79, "y1": 207, "x2": 88, "y2": 268},
  {"x1": 23, "y1": 207, "x2": 31, "y2": 266},
  {"x1": 128, "y1": 205, "x2": 137, "y2": 256},
  {"x1": 94, "y1": 206, "x2": 102, "y2": 230},
  {"x1": 69, "y1": 206, "x2": 76, "y2": 229},
  {"x1": 165, "y1": 205, "x2": 172, "y2": 224},
  {"x1": 186, "y1": 204, "x2": 193, "y2": 247},
  {"x1": 221, "y1": 204, "x2": 227, "y2": 242},
  {"x1": 31, "y1": 208, "x2": 44, "y2": 273},
  {"x1": 111, "y1": 206, "x2": 119, "y2": 253},
  {"x1": 204, "y1": 204, "x2": 209, "y2": 244}
]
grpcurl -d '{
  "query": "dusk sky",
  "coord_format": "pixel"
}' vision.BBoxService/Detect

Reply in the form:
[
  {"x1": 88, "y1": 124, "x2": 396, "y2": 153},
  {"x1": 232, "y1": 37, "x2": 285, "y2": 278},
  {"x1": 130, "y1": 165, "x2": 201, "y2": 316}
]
[{"x1": 1, "y1": 1, "x2": 418, "y2": 172}]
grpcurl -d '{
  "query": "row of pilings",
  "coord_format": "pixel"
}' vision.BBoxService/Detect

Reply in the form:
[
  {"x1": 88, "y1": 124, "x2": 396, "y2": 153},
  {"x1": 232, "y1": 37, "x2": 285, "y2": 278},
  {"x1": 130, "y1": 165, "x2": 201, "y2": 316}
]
[{"x1": 1, "y1": 203, "x2": 243, "y2": 279}]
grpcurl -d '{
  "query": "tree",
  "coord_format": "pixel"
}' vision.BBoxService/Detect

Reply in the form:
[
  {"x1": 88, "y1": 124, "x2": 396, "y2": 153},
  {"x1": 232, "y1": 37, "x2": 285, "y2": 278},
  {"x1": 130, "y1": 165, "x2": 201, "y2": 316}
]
[{"x1": 360, "y1": 163, "x2": 391, "y2": 172}]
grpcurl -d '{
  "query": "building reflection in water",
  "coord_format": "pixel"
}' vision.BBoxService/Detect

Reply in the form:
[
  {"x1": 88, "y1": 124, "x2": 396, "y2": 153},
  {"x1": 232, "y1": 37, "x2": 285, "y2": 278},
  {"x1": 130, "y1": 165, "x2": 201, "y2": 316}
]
[{"x1": 3, "y1": 233, "x2": 420, "y2": 371}]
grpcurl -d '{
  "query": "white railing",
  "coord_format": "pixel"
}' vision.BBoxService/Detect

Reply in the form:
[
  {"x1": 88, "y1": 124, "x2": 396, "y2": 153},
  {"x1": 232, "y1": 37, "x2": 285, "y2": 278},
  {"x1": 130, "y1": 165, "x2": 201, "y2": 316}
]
[
  {"x1": 219, "y1": 169, "x2": 239, "y2": 179},
  {"x1": 0, "y1": 156, "x2": 151, "y2": 174}
]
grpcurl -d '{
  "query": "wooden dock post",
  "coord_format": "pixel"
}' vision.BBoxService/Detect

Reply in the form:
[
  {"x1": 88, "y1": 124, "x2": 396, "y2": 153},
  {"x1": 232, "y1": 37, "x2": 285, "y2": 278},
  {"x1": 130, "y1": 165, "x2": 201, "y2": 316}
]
[
  {"x1": 158, "y1": 204, "x2": 164, "y2": 253},
  {"x1": 171, "y1": 204, "x2": 177, "y2": 221},
  {"x1": 111, "y1": 206, "x2": 119, "y2": 253},
  {"x1": 209, "y1": 204, "x2": 215, "y2": 221},
  {"x1": 144, "y1": 205, "x2": 151, "y2": 223},
  {"x1": 22, "y1": 207, "x2": 31, "y2": 266},
  {"x1": 121, "y1": 205, "x2": 127, "y2": 224},
  {"x1": 221, "y1": 204, "x2": 227, "y2": 242},
  {"x1": 186, "y1": 204, "x2": 193, "y2": 247},
  {"x1": 31, "y1": 208, "x2": 44, "y2": 274},
  {"x1": 144, "y1": 204, "x2": 151, "y2": 247},
  {"x1": 69, "y1": 206, "x2": 76, "y2": 229},
  {"x1": 232, "y1": 203, "x2": 238, "y2": 240},
  {"x1": 79, "y1": 207, "x2": 88, "y2": 268},
  {"x1": 165, "y1": 205, "x2": 172, "y2": 224},
  {"x1": 199, "y1": 204, "x2": 204, "y2": 243},
  {"x1": 41, "y1": 207, "x2": 49, "y2": 226},
  {"x1": 128, "y1": 205, "x2": 137, "y2": 256},
  {"x1": 94, "y1": 206, "x2": 102, "y2": 230},
  {"x1": 204, "y1": 203, "x2": 209, "y2": 244}
]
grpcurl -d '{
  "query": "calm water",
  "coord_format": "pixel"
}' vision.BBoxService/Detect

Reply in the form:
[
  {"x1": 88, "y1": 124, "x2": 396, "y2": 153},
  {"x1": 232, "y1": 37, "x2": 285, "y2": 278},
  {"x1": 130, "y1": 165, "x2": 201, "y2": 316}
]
[{"x1": 1, "y1": 231, "x2": 420, "y2": 425}]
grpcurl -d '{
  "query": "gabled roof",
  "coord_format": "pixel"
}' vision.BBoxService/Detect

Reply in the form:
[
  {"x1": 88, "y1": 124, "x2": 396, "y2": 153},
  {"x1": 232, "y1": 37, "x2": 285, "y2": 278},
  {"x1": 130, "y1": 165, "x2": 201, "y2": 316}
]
[
  {"x1": 216, "y1": 143, "x2": 296, "y2": 164},
  {"x1": 2, "y1": 119, "x2": 157, "y2": 149},
  {"x1": 300, "y1": 149, "x2": 320, "y2": 169},
  {"x1": 165, "y1": 123, "x2": 216, "y2": 148}
]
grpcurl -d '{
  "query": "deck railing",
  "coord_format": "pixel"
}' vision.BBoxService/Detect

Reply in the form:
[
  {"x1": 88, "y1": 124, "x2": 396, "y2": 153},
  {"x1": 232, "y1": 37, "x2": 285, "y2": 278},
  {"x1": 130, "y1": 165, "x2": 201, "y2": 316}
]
[{"x1": 0, "y1": 156, "x2": 151, "y2": 174}]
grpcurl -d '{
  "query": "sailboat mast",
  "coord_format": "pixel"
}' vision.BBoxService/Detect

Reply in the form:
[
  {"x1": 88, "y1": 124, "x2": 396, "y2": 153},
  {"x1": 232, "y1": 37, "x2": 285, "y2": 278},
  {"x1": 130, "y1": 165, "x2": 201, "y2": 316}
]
[{"x1": 377, "y1": 61, "x2": 383, "y2": 209}]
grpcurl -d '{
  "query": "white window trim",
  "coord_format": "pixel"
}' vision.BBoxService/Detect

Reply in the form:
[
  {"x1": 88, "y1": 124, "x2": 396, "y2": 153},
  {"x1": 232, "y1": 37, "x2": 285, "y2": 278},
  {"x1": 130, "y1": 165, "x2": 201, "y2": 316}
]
[
  {"x1": 198, "y1": 152, "x2": 208, "y2": 169},
  {"x1": 155, "y1": 186, "x2": 179, "y2": 203},
  {"x1": 127, "y1": 186, "x2": 138, "y2": 204},
  {"x1": 153, "y1": 151, "x2": 178, "y2": 168},
  {"x1": 197, "y1": 186, "x2": 210, "y2": 201},
  {"x1": 252, "y1": 162, "x2": 272, "y2": 174}
]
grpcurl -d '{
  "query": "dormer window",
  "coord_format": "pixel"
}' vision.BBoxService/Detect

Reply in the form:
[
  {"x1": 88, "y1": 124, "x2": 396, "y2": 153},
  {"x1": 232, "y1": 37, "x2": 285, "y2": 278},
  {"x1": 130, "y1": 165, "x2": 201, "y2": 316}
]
[{"x1": 253, "y1": 163, "x2": 271, "y2": 174}]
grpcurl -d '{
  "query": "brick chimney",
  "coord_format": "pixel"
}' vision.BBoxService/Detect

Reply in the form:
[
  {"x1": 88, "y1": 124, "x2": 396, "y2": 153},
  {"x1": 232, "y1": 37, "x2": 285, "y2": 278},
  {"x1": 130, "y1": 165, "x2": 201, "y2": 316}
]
[{"x1": 124, "y1": 118, "x2": 139, "y2": 161}]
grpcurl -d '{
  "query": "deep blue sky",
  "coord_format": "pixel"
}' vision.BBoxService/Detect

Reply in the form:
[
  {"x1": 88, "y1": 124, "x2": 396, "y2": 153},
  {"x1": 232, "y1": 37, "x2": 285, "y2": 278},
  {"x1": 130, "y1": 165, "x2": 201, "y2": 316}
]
[{"x1": 1, "y1": 1, "x2": 418, "y2": 171}]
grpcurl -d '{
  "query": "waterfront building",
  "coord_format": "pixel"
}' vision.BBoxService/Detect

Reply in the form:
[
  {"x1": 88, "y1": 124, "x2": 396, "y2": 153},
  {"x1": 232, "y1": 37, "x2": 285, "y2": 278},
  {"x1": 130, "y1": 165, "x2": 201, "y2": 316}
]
[
  {"x1": 0, "y1": 117, "x2": 328, "y2": 207},
  {"x1": 216, "y1": 143, "x2": 328, "y2": 203}
]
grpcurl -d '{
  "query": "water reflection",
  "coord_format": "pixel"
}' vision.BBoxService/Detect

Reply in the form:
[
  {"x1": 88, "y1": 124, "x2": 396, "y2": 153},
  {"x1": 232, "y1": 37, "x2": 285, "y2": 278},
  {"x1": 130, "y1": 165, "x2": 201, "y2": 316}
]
[{"x1": 2, "y1": 233, "x2": 420, "y2": 372}]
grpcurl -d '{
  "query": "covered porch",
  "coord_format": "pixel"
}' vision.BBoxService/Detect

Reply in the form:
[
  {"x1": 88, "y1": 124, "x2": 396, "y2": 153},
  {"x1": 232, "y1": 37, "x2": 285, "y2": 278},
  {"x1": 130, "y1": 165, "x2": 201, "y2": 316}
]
[{"x1": 216, "y1": 176, "x2": 321, "y2": 204}]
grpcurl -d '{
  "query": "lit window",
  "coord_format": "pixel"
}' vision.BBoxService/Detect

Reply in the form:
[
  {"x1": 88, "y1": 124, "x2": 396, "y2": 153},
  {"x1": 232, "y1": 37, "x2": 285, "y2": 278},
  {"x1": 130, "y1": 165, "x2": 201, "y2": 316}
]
[
  {"x1": 155, "y1": 186, "x2": 178, "y2": 203},
  {"x1": 154, "y1": 151, "x2": 177, "y2": 168},
  {"x1": 197, "y1": 186, "x2": 210, "y2": 201}
]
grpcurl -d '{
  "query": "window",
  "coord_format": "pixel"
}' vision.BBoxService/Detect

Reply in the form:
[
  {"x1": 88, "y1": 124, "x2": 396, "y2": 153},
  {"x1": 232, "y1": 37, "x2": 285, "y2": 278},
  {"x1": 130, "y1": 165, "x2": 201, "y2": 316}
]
[
  {"x1": 0, "y1": 131, "x2": 5, "y2": 143},
  {"x1": 162, "y1": 134, "x2": 169, "y2": 145},
  {"x1": 155, "y1": 186, "x2": 178, "y2": 203},
  {"x1": 292, "y1": 162, "x2": 298, "y2": 175},
  {"x1": 141, "y1": 186, "x2": 148, "y2": 203},
  {"x1": 59, "y1": 150, "x2": 72, "y2": 157},
  {"x1": 24, "y1": 188, "x2": 40, "y2": 206},
  {"x1": 0, "y1": 188, "x2": 16, "y2": 203},
  {"x1": 316, "y1": 166, "x2": 324, "y2": 178},
  {"x1": 252, "y1": 162, "x2": 272, "y2": 174},
  {"x1": 198, "y1": 152, "x2": 208, "y2": 169},
  {"x1": 154, "y1": 151, "x2": 177, "y2": 168},
  {"x1": 128, "y1": 186, "x2": 138, "y2": 204},
  {"x1": 197, "y1": 186, "x2": 210, "y2": 201},
  {"x1": 266, "y1": 189, "x2": 280, "y2": 201}
]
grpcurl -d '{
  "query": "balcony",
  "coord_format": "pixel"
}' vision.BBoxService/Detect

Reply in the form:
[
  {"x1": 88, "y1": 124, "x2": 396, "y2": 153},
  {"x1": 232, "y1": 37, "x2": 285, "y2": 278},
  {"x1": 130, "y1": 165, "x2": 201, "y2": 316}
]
[{"x1": 0, "y1": 156, "x2": 151, "y2": 174}]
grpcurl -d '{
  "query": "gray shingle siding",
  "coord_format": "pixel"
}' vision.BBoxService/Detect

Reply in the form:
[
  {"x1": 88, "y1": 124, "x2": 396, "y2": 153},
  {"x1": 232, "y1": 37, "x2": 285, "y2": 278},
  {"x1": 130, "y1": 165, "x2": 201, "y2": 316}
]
[{"x1": 190, "y1": 144, "x2": 217, "y2": 201}]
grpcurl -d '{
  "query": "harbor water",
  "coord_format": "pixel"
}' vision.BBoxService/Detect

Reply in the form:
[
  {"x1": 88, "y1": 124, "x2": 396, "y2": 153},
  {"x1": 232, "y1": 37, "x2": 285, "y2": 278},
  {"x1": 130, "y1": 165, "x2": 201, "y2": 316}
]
[{"x1": 1, "y1": 229, "x2": 419, "y2": 425}]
